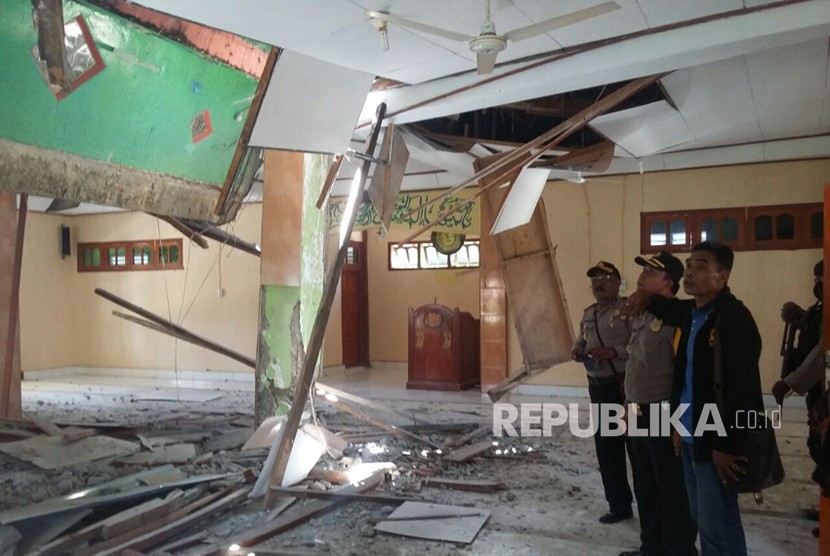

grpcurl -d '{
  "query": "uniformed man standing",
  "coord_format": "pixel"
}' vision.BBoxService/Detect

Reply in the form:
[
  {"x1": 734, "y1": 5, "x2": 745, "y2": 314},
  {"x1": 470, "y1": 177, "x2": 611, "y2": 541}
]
[
  {"x1": 619, "y1": 252, "x2": 697, "y2": 556},
  {"x1": 571, "y1": 261, "x2": 633, "y2": 524}
]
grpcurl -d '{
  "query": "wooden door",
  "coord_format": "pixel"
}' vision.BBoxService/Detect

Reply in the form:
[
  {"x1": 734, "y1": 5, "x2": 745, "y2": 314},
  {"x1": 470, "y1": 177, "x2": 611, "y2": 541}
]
[{"x1": 341, "y1": 234, "x2": 369, "y2": 367}]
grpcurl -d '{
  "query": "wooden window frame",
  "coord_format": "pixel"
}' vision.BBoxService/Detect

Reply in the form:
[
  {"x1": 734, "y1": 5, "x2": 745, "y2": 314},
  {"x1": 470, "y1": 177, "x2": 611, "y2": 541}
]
[
  {"x1": 641, "y1": 203, "x2": 821, "y2": 254},
  {"x1": 388, "y1": 239, "x2": 481, "y2": 271},
  {"x1": 78, "y1": 238, "x2": 183, "y2": 272}
]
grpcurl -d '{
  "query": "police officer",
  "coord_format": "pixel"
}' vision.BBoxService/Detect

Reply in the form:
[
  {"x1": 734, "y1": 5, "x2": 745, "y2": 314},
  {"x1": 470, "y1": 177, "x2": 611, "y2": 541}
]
[
  {"x1": 619, "y1": 252, "x2": 697, "y2": 556},
  {"x1": 571, "y1": 261, "x2": 633, "y2": 524}
]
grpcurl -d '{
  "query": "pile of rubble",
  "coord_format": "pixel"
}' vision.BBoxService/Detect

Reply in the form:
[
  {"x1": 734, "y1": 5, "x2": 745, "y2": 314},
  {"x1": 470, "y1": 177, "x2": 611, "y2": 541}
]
[{"x1": 0, "y1": 383, "x2": 562, "y2": 555}]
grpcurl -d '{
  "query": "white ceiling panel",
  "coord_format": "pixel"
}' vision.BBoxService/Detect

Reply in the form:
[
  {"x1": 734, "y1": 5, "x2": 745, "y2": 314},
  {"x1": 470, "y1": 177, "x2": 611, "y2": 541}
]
[
  {"x1": 661, "y1": 57, "x2": 760, "y2": 141},
  {"x1": 292, "y1": 23, "x2": 456, "y2": 81},
  {"x1": 661, "y1": 121, "x2": 766, "y2": 153},
  {"x1": 249, "y1": 51, "x2": 374, "y2": 153},
  {"x1": 636, "y1": 0, "x2": 742, "y2": 27},
  {"x1": 745, "y1": 39, "x2": 830, "y2": 139},
  {"x1": 543, "y1": 0, "x2": 647, "y2": 48},
  {"x1": 590, "y1": 101, "x2": 695, "y2": 157}
]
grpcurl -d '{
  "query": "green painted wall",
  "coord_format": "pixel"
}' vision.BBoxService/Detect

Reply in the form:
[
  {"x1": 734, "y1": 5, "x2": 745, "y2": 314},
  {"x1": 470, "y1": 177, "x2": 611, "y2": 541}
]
[
  {"x1": 300, "y1": 154, "x2": 327, "y2": 345},
  {"x1": 0, "y1": 0, "x2": 259, "y2": 184}
]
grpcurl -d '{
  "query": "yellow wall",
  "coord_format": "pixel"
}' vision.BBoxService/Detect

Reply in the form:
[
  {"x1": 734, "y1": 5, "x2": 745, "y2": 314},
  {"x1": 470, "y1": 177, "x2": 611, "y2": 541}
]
[
  {"x1": 19, "y1": 212, "x2": 77, "y2": 369},
  {"x1": 20, "y1": 206, "x2": 262, "y2": 374}
]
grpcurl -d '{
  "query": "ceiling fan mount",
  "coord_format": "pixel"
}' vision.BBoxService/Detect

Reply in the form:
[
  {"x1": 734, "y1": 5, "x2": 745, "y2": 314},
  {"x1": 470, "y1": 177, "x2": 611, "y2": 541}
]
[
  {"x1": 367, "y1": 1, "x2": 619, "y2": 75},
  {"x1": 468, "y1": 34, "x2": 507, "y2": 55}
]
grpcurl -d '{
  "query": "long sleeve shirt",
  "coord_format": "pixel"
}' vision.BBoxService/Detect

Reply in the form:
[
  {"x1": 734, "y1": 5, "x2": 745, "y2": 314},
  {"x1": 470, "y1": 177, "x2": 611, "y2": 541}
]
[{"x1": 648, "y1": 287, "x2": 764, "y2": 462}]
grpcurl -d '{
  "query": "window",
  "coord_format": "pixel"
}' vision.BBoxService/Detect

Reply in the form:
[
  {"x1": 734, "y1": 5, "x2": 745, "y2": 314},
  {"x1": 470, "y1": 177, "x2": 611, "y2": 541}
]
[
  {"x1": 78, "y1": 239, "x2": 183, "y2": 272},
  {"x1": 641, "y1": 203, "x2": 821, "y2": 254},
  {"x1": 389, "y1": 239, "x2": 480, "y2": 270}
]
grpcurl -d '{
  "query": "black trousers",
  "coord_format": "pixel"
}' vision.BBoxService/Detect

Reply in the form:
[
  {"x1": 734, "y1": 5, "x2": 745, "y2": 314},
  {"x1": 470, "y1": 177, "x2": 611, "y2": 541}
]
[
  {"x1": 588, "y1": 377, "x2": 632, "y2": 515},
  {"x1": 628, "y1": 406, "x2": 698, "y2": 556}
]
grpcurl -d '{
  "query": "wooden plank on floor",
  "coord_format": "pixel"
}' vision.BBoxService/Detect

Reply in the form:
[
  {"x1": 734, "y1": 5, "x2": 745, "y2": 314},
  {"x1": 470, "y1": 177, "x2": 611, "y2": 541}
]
[
  {"x1": 239, "y1": 471, "x2": 385, "y2": 547},
  {"x1": 423, "y1": 478, "x2": 506, "y2": 492},
  {"x1": 443, "y1": 440, "x2": 493, "y2": 462}
]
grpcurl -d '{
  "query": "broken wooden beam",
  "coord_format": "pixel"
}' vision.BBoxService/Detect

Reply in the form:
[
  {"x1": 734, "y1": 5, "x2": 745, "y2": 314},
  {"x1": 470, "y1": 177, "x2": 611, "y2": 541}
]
[
  {"x1": 111, "y1": 310, "x2": 255, "y2": 368},
  {"x1": 315, "y1": 394, "x2": 440, "y2": 449},
  {"x1": 151, "y1": 214, "x2": 209, "y2": 249},
  {"x1": 315, "y1": 382, "x2": 434, "y2": 425},
  {"x1": 397, "y1": 73, "x2": 667, "y2": 242},
  {"x1": 315, "y1": 153, "x2": 344, "y2": 209},
  {"x1": 268, "y1": 486, "x2": 416, "y2": 505},
  {"x1": 486, "y1": 364, "x2": 542, "y2": 402},
  {"x1": 443, "y1": 440, "x2": 494, "y2": 462},
  {"x1": 423, "y1": 478, "x2": 506, "y2": 492},
  {"x1": 179, "y1": 218, "x2": 261, "y2": 257},
  {"x1": 240, "y1": 472, "x2": 384, "y2": 547},
  {"x1": 73, "y1": 486, "x2": 248, "y2": 556},
  {"x1": 95, "y1": 289, "x2": 255, "y2": 368},
  {"x1": 263, "y1": 103, "x2": 387, "y2": 508},
  {"x1": 24, "y1": 414, "x2": 63, "y2": 437}
]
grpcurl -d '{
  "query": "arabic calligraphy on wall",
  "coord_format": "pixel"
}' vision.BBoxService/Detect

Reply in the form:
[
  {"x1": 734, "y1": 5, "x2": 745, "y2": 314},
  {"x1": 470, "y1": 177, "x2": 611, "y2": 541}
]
[{"x1": 328, "y1": 190, "x2": 479, "y2": 235}]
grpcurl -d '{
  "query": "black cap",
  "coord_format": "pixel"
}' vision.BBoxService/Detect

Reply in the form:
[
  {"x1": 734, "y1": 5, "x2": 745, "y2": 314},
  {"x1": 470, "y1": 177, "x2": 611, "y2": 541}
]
[
  {"x1": 635, "y1": 251, "x2": 684, "y2": 285},
  {"x1": 586, "y1": 261, "x2": 621, "y2": 280}
]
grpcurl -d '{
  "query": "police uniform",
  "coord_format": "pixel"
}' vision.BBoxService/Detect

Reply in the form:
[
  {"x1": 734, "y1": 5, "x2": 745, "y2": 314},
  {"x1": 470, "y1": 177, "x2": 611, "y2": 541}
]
[
  {"x1": 574, "y1": 296, "x2": 633, "y2": 519},
  {"x1": 625, "y1": 312, "x2": 697, "y2": 556}
]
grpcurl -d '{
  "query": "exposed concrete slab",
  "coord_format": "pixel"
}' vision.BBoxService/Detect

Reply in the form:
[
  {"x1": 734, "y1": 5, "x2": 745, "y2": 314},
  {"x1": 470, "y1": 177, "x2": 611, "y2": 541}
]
[{"x1": 0, "y1": 139, "x2": 224, "y2": 223}]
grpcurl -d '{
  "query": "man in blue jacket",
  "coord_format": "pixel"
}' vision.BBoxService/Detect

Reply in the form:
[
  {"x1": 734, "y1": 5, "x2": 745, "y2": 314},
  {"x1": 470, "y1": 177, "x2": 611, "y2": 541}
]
[{"x1": 620, "y1": 241, "x2": 764, "y2": 556}]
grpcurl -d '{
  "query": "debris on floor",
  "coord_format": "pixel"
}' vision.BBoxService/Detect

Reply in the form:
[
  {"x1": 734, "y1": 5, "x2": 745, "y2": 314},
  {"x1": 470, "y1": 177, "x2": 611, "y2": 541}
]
[{"x1": 1, "y1": 379, "x2": 821, "y2": 555}]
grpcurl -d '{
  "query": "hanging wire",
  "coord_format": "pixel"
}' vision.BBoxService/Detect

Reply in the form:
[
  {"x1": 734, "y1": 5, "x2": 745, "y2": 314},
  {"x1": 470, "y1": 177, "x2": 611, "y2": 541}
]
[{"x1": 155, "y1": 217, "x2": 181, "y2": 402}]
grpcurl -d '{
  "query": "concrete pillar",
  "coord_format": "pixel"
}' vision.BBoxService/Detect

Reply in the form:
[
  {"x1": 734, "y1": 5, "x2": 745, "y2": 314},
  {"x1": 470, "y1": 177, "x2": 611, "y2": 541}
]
[{"x1": 255, "y1": 151, "x2": 327, "y2": 424}]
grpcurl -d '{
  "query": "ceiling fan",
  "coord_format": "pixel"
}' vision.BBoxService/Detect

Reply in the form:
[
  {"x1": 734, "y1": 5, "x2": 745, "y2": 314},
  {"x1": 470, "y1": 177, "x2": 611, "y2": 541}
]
[{"x1": 367, "y1": 0, "x2": 620, "y2": 74}]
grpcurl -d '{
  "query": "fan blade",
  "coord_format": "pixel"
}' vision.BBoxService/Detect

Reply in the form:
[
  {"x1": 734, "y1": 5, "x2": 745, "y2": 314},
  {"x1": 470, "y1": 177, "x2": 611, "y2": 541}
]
[
  {"x1": 476, "y1": 50, "x2": 498, "y2": 74},
  {"x1": 503, "y1": 1, "x2": 620, "y2": 43},
  {"x1": 45, "y1": 198, "x2": 80, "y2": 212},
  {"x1": 366, "y1": 10, "x2": 472, "y2": 42}
]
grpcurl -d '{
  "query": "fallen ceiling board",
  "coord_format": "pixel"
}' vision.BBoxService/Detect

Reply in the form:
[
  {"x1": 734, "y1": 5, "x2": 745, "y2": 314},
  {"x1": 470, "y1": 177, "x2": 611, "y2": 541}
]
[
  {"x1": 589, "y1": 100, "x2": 695, "y2": 157},
  {"x1": 367, "y1": 125, "x2": 410, "y2": 232},
  {"x1": 0, "y1": 435, "x2": 139, "y2": 469},
  {"x1": 249, "y1": 50, "x2": 374, "y2": 154},
  {"x1": 491, "y1": 167, "x2": 549, "y2": 235},
  {"x1": 374, "y1": 502, "x2": 490, "y2": 544}
]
